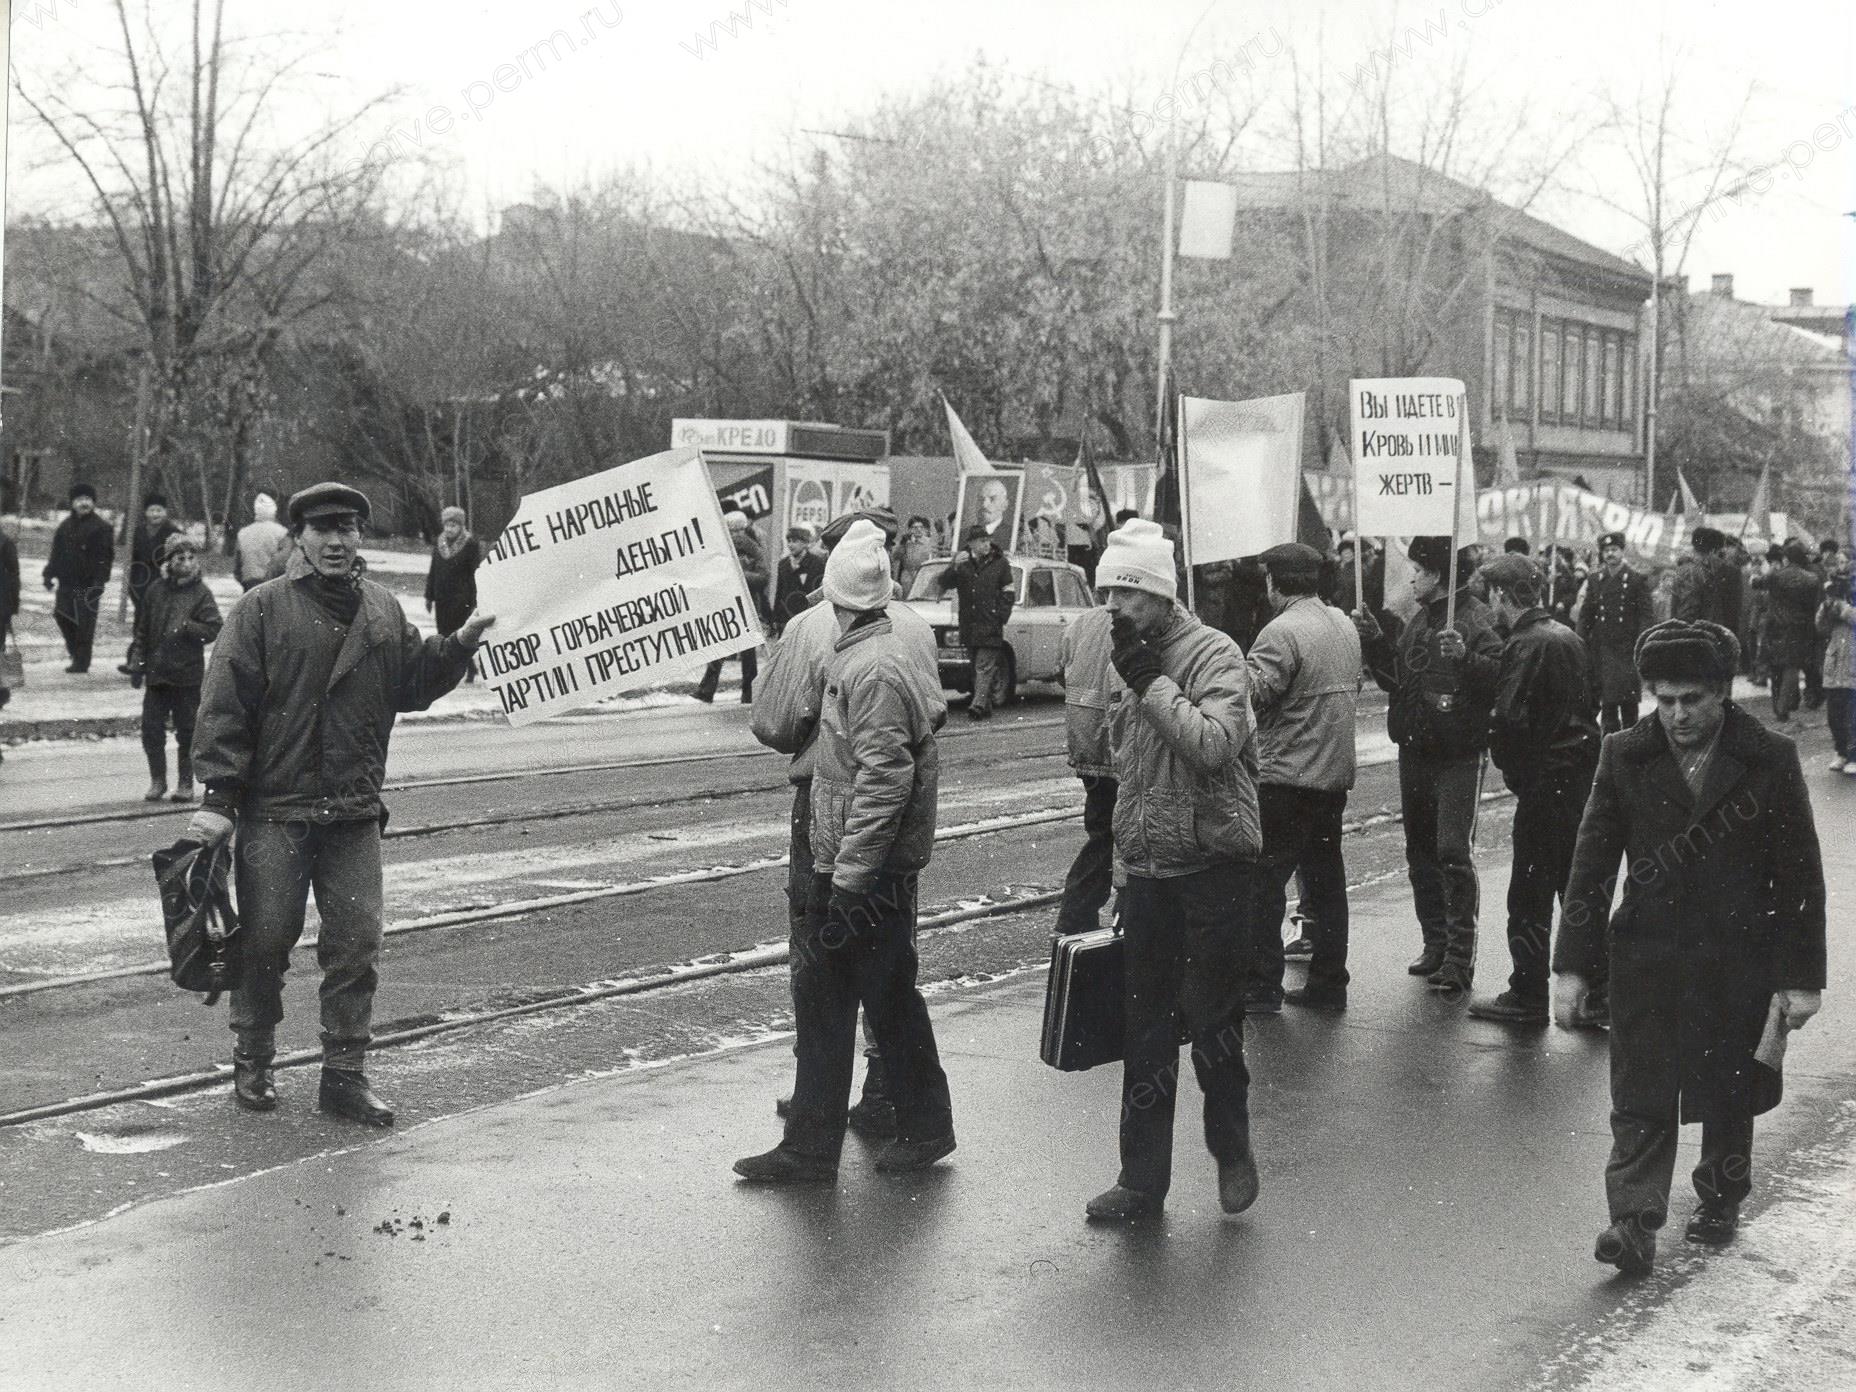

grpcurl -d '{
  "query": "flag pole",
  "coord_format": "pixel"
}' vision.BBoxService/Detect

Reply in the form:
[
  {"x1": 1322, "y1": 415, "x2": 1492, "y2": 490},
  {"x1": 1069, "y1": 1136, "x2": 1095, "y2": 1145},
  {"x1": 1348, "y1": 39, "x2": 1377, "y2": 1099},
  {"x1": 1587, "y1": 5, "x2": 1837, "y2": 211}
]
[
  {"x1": 1445, "y1": 390, "x2": 1467, "y2": 632},
  {"x1": 1351, "y1": 530, "x2": 1366, "y2": 618},
  {"x1": 1179, "y1": 390, "x2": 1196, "y2": 613}
]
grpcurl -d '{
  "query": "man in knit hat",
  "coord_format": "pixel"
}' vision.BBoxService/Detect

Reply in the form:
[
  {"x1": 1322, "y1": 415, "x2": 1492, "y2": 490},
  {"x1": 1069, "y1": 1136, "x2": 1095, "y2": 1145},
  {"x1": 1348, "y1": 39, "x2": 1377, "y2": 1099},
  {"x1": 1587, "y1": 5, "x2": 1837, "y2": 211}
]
[
  {"x1": 1244, "y1": 541, "x2": 1362, "y2": 1013},
  {"x1": 1083, "y1": 518, "x2": 1263, "y2": 1223},
  {"x1": 1356, "y1": 536, "x2": 1503, "y2": 994},
  {"x1": 735, "y1": 521, "x2": 955, "y2": 1182},
  {"x1": 234, "y1": 492, "x2": 289, "y2": 592},
  {"x1": 1463, "y1": 554, "x2": 1601, "y2": 1027},
  {"x1": 1555, "y1": 619, "x2": 1824, "y2": 1274}
]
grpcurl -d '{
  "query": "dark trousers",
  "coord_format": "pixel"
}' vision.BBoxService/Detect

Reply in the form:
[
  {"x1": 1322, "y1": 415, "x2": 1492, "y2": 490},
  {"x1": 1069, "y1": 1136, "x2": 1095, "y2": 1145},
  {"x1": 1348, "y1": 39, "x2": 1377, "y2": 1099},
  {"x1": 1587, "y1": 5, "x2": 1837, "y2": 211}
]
[
  {"x1": 1772, "y1": 665, "x2": 1803, "y2": 721},
  {"x1": 784, "y1": 872, "x2": 952, "y2": 1156},
  {"x1": 1599, "y1": 697, "x2": 1639, "y2": 734},
  {"x1": 1054, "y1": 775, "x2": 1118, "y2": 936},
  {"x1": 1250, "y1": 784, "x2": 1350, "y2": 993},
  {"x1": 1606, "y1": 1104, "x2": 1754, "y2": 1224},
  {"x1": 1117, "y1": 861, "x2": 1254, "y2": 1200},
  {"x1": 1805, "y1": 636, "x2": 1826, "y2": 707},
  {"x1": 1397, "y1": 750, "x2": 1485, "y2": 968},
  {"x1": 1504, "y1": 761, "x2": 1596, "y2": 1001},
  {"x1": 1826, "y1": 689, "x2": 1856, "y2": 759},
  {"x1": 140, "y1": 683, "x2": 200, "y2": 786},
  {"x1": 696, "y1": 647, "x2": 758, "y2": 702},
  {"x1": 53, "y1": 584, "x2": 105, "y2": 669}
]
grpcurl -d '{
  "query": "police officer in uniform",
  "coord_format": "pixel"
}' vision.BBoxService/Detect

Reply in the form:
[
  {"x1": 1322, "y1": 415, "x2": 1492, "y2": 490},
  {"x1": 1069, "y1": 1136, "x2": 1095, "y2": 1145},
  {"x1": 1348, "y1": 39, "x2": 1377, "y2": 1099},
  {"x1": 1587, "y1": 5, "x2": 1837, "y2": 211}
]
[{"x1": 1578, "y1": 531, "x2": 1655, "y2": 733}]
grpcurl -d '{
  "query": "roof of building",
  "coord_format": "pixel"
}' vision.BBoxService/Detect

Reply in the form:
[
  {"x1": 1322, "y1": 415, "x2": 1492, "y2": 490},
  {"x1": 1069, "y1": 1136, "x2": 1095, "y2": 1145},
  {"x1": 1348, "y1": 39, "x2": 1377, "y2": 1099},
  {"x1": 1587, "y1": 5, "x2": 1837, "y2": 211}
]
[{"x1": 1227, "y1": 154, "x2": 1651, "y2": 285}]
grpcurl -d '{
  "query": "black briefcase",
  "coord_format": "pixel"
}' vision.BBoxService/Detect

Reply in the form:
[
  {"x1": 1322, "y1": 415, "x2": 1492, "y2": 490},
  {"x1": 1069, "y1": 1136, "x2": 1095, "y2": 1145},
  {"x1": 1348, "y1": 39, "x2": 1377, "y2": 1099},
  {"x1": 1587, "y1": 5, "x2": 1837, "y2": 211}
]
[{"x1": 1040, "y1": 927, "x2": 1125, "y2": 1071}]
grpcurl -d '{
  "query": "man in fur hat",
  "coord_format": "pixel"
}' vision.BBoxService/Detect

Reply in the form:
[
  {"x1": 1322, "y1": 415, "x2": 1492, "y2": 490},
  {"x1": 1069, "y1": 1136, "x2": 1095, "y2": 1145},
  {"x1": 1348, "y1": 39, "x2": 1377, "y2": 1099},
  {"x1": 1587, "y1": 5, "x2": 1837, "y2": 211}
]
[{"x1": 1554, "y1": 619, "x2": 1825, "y2": 1275}]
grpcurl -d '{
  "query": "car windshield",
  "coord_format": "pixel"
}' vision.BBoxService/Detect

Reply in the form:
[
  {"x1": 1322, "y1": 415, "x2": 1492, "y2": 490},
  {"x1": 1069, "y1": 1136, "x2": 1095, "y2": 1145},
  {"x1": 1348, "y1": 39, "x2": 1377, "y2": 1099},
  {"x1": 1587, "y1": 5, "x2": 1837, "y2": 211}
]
[{"x1": 905, "y1": 559, "x2": 1026, "y2": 601}]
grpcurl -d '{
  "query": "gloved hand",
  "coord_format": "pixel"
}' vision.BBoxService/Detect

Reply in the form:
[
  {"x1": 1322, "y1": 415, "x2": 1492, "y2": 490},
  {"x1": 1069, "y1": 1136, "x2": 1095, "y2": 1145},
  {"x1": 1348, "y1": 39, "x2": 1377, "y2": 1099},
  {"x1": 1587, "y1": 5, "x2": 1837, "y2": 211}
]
[
  {"x1": 1436, "y1": 628, "x2": 1467, "y2": 661},
  {"x1": 825, "y1": 883, "x2": 872, "y2": 941},
  {"x1": 1350, "y1": 608, "x2": 1383, "y2": 643},
  {"x1": 1551, "y1": 972, "x2": 1589, "y2": 1029},
  {"x1": 185, "y1": 809, "x2": 235, "y2": 847},
  {"x1": 1776, "y1": 988, "x2": 1822, "y2": 1030},
  {"x1": 129, "y1": 672, "x2": 145, "y2": 689},
  {"x1": 1109, "y1": 614, "x2": 1163, "y2": 696}
]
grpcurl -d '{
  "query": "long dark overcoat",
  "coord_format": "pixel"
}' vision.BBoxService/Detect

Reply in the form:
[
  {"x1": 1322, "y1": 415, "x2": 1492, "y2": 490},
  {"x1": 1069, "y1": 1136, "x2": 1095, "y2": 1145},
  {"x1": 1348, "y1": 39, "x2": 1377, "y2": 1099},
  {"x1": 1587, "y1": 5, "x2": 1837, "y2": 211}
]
[{"x1": 1554, "y1": 704, "x2": 1825, "y2": 1122}]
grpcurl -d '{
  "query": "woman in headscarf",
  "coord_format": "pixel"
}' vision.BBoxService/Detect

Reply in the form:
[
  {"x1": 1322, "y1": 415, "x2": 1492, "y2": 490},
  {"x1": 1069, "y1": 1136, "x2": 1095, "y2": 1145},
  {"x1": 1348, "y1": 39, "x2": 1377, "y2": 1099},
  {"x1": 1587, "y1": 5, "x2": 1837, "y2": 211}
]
[{"x1": 425, "y1": 507, "x2": 482, "y2": 674}]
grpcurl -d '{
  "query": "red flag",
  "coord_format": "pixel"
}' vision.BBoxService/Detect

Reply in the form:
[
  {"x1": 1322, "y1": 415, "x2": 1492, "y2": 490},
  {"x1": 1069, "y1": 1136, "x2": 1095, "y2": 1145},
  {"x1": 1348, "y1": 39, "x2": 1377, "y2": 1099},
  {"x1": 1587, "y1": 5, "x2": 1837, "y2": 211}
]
[{"x1": 1152, "y1": 366, "x2": 1182, "y2": 532}]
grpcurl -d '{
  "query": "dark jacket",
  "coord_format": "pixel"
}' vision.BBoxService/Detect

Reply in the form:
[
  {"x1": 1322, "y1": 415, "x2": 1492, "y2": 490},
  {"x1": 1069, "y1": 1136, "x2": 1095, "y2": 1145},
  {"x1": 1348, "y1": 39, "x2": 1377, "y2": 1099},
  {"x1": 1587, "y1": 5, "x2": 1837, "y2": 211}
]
[
  {"x1": 732, "y1": 528, "x2": 771, "y2": 620},
  {"x1": 1762, "y1": 562, "x2": 1821, "y2": 669},
  {"x1": 937, "y1": 549, "x2": 1015, "y2": 648},
  {"x1": 773, "y1": 551, "x2": 825, "y2": 626},
  {"x1": 130, "y1": 574, "x2": 223, "y2": 688},
  {"x1": 1554, "y1": 706, "x2": 1826, "y2": 1122},
  {"x1": 129, "y1": 519, "x2": 183, "y2": 601},
  {"x1": 44, "y1": 511, "x2": 115, "y2": 590},
  {"x1": 1578, "y1": 564, "x2": 1654, "y2": 704},
  {"x1": 1671, "y1": 551, "x2": 1741, "y2": 630},
  {"x1": 0, "y1": 531, "x2": 19, "y2": 632},
  {"x1": 193, "y1": 550, "x2": 474, "y2": 822},
  {"x1": 1362, "y1": 588, "x2": 1503, "y2": 759},
  {"x1": 1486, "y1": 609, "x2": 1599, "y2": 788},
  {"x1": 424, "y1": 536, "x2": 482, "y2": 631}
]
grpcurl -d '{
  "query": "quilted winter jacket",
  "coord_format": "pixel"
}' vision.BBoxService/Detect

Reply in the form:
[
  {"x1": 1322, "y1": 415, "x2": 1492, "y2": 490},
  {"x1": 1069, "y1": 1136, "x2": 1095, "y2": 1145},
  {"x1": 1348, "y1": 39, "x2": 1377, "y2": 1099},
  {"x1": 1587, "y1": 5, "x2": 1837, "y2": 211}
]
[
  {"x1": 1061, "y1": 606, "x2": 1115, "y2": 778},
  {"x1": 1107, "y1": 607, "x2": 1262, "y2": 878},
  {"x1": 192, "y1": 550, "x2": 474, "y2": 821},
  {"x1": 1244, "y1": 595, "x2": 1361, "y2": 792},
  {"x1": 808, "y1": 613, "x2": 947, "y2": 892}
]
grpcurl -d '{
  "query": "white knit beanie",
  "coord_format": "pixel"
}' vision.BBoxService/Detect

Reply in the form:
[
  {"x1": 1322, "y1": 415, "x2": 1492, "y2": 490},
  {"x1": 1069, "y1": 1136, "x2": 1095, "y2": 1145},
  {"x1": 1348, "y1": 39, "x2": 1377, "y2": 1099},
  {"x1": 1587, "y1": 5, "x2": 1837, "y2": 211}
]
[
  {"x1": 1096, "y1": 518, "x2": 1177, "y2": 600},
  {"x1": 822, "y1": 519, "x2": 893, "y2": 612}
]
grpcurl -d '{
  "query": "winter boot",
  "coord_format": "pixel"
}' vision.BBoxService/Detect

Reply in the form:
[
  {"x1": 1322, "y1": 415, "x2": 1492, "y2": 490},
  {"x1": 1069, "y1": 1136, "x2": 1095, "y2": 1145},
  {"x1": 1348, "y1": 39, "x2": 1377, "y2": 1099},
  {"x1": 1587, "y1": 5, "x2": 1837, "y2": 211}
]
[
  {"x1": 318, "y1": 1067, "x2": 395, "y2": 1126},
  {"x1": 232, "y1": 1052, "x2": 277, "y2": 1112}
]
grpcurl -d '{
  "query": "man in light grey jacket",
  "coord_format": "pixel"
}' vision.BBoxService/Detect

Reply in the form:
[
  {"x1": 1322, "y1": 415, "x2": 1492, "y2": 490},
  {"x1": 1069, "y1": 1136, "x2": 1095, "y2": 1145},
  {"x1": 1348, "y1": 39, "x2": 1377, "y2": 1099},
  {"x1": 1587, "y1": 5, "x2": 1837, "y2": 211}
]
[
  {"x1": 1054, "y1": 604, "x2": 1118, "y2": 935},
  {"x1": 1244, "y1": 542, "x2": 1362, "y2": 1012},
  {"x1": 1084, "y1": 519, "x2": 1263, "y2": 1224},
  {"x1": 735, "y1": 521, "x2": 954, "y2": 1183}
]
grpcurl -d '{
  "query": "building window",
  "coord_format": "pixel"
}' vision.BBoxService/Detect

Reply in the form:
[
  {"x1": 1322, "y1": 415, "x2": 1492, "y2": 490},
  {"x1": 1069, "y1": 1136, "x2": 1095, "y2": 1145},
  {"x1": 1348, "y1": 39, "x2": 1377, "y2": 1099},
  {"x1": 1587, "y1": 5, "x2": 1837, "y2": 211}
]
[
  {"x1": 1512, "y1": 318, "x2": 1533, "y2": 415},
  {"x1": 1562, "y1": 326, "x2": 1583, "y2": 424},
  {"x1": 1540, "y1": 323, "x2": 1561, "y2": 424},
  {"x1": 1583, "y1": 327, "x2": 1602, "y2": 424},
  {"x1": 1493, "y1": 314, "x2": 1512, "y2": 417},
  {"x1": 1601, "y1": 334, "x2": 1620, "y2": 428}
]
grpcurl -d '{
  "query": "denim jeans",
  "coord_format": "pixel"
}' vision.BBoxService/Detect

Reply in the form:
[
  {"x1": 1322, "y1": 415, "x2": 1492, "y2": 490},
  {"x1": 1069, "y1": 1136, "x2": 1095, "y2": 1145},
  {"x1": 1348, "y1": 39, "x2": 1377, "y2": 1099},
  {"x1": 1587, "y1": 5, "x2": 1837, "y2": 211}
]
[
  {"x1": 1397, "y1": 750, "x2": 1486, "y2": 969},
  {"x1": 1054, "y1": 775, "x2": 1118, "y2": 936},
  {"x1": 784, "y1": 872, "x2": 952, "y2": 1156},
  {"x1": 229, "y1": 817, "x2": 385, "y2": 1070},
  {"x1": 1117, "y1": 861, "x2": 1254, "y2": 1200},
  {"x1": 1250, "y1": 785, "x2": 1351, "y2": 993}
]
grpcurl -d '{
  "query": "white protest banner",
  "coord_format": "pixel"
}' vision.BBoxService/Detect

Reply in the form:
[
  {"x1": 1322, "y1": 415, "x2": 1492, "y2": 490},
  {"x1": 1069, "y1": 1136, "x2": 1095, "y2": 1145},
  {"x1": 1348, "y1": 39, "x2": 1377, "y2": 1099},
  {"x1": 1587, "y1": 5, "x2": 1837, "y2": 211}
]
[
  {"x1": 1350, "y1": 377, "x2": 1469, "y2": 536},
  {"x1": 473, "y1": 448, "x2": 761, "y2": 726},
  {"x1": 1179, "y1": 392, "x2": 1306, "y2": 565}
]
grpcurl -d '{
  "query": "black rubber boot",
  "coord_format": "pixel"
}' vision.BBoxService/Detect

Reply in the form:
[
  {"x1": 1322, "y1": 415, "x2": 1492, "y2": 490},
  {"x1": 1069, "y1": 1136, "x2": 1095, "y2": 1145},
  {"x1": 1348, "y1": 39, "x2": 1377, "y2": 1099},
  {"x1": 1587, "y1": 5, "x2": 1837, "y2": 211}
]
[
  {"x1": 232, "y1": 1052, "x2": 277, "y2": 1112},
  {"x1": 318, "y1": 1067, "x2": 395, "y2": 1127}
]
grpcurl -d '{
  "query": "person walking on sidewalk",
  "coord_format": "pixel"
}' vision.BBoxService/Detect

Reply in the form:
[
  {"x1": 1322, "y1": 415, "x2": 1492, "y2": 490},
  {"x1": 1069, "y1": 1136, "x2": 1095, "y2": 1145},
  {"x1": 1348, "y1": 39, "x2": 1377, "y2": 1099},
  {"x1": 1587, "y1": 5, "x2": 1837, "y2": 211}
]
[
  {"x1": 128, "y1": 536, "x2": 222, "y2": 804},
  {"x1": 1555, "y1": 620, "x2": 1825, "y2": 1275},
  {"x1": 1463, "y1": 555, "x2": 1601, "y2": 1027},
  {"x1": 735, "y1": 521, "x2": 955, "y2": 1182},
  {"x1": 934, "y1": 525, "x2": 1015, "y2": 719},
  {"x1": 1819, "y1": 573, "x2": 1856, "y2": 772},
  {"x1": 1578, "y1": 531, "x2": 1654, "y2": 734},
  {"x1": 424, "y1": 505, "x2": 482, "y2": 640},
  {"x1": 42, "y1": 482, "x2": 115, "y2": 674},
  {"x1": 1355, "y1": 537, "x2": 1503, "y2": 995},
  {"x1": 1243, "y1": 542, "x2": 1361, "y2": 1014},
  {"x1": 1052, "y1": 604, "x2": 1117, "y2": 937},
  {"x1": 120, "y1": 492, "x2": 181, "y2": 675},
  {"x1": 771, "y1": 525, "x2": 823, "y2": 635},
  {"x1": 1083, "y1": 519, "x2": 1262, "y2": 1223},
  {"x1": 233, "y1": 492, "x2": 289, "y2": 592},
  {"x1": 695, "y1": 508, "x2": 769, "y2": 703},
  {"x1": 189, "y1": 483, "x2": 493, "y2": 1127},
  {"x1": 1763, "y1": 540, "x2": 1821, "y2": 724}
]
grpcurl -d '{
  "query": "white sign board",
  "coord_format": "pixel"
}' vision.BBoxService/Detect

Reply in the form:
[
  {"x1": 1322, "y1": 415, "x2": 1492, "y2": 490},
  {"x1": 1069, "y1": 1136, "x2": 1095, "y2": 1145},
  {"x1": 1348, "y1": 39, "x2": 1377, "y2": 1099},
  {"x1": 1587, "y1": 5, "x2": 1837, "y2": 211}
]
[
  {"x1": 473, "y1": 449, "x2": 761, "y2": 725},
  {"x1": 1179, "y1": 392, "x2": 1306, "y2": 564},
  {"x1": 671, "y1": 418, "x2": 790, "y2": 453},
  {"x1": 1350, "y1": 377, "x2": 1468, "y2": 536}
]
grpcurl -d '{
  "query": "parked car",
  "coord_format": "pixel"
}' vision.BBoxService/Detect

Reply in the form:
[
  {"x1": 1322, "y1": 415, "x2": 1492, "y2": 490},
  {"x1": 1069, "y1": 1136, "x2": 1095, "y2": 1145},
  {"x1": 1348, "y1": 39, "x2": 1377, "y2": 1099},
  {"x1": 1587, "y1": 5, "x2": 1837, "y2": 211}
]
[{"x1": 901, "y1": 555, "x2": 1097, "y2": 699}]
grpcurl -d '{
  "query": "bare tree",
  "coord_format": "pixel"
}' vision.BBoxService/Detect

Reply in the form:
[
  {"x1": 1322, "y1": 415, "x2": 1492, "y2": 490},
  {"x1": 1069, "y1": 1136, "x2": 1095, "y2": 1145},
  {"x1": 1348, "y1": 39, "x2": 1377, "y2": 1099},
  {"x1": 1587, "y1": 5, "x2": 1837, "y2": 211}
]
[{"x1": 12, "y1": 0, "x2": 395, "y2": 538}]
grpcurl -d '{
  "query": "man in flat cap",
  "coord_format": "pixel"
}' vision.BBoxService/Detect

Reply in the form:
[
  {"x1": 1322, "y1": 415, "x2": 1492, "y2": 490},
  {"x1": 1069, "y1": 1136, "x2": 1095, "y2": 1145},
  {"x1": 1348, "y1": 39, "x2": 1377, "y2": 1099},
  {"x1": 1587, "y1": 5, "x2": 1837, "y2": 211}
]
[
  {"x1": 42, "y1": 481, "x2": 115, "y2": 673},
  {"x1": 190, "y1": 482, "x2": 494, "y2": 1125},
  {"x1": 1577, "y1": 532, "x2": 1654, "y2": 733},
  {"x1": 1356, "y1": 536, "x2": 1503, "y2": 994},
  {"x1": 1460, "y1": 554, "x2": 1600, "y2": 1026},
  {"x1": 933, "y1": 523, "x2": 1016, "y2": 719},
  {"x1": 1243, "y1": 542, "x2": 1362, "y2": 1012},
  {"x1": 1555, "y1": 620, "x2": 1824, "y2": 1275}
]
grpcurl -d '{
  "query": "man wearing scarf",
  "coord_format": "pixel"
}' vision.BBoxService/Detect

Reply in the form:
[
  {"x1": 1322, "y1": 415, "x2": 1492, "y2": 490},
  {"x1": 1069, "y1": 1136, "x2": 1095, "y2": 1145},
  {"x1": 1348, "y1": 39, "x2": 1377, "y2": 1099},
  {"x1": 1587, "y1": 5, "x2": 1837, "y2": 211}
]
[
  {"x1": 1555, "y1": 619, "x2": 1825, "y2": 1275},
  {"x1": 190, "y1": 483, "x2": 494, "y2": 1126}
]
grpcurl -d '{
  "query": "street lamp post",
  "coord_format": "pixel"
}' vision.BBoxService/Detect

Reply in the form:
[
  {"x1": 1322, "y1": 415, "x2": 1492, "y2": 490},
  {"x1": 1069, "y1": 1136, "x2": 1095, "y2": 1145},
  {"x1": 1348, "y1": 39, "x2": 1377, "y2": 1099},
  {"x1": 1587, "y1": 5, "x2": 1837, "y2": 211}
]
[{"x1": 1154, "y1": 0, "x2": 1223, "y2": 441}]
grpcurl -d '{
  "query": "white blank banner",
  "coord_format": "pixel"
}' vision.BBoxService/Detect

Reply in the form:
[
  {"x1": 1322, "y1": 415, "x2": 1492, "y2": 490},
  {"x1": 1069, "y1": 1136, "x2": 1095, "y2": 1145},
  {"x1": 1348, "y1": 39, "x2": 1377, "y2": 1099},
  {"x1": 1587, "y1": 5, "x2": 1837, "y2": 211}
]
[
  {"x1": 1178, "y1": 180, "x2": 1238, "y2": 259},
  {"x1": 1180, "y1": 392, "x2": 1306, "y2": 565}
]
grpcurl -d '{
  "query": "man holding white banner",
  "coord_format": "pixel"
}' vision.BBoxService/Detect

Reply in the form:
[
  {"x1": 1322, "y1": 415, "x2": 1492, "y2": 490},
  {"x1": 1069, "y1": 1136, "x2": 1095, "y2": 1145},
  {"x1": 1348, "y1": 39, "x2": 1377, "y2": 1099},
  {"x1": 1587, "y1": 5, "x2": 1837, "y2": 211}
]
[{"x1": 472, "y1": 448, "x2": 763, "y2": 725}]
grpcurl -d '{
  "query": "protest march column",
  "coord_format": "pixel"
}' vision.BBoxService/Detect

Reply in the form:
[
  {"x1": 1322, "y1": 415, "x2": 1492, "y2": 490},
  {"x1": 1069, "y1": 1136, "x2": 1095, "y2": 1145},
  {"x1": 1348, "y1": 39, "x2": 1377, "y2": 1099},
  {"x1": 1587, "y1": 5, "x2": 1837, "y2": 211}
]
[{"x1": 473, "y1": 448, "x2": 763, "y2": 726}]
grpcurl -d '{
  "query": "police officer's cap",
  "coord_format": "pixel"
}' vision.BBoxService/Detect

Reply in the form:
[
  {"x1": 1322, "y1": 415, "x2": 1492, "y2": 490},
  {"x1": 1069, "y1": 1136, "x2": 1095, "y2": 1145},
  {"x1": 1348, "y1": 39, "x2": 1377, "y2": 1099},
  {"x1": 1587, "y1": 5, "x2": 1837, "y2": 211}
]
[
  {"x1": 288, "y1": 482, "x2": 371, "y2": 527},
  {"x1": 1598, "y1": 531, "x2": 1627, "y2": 551}
]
